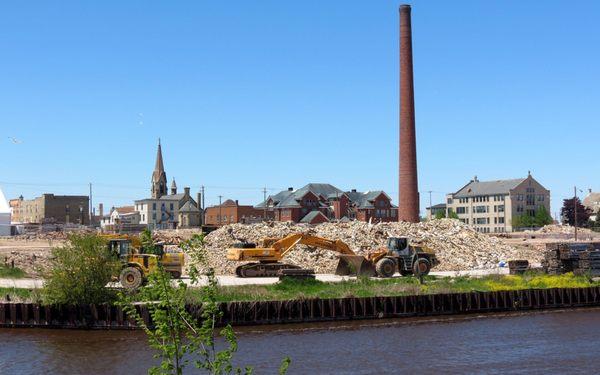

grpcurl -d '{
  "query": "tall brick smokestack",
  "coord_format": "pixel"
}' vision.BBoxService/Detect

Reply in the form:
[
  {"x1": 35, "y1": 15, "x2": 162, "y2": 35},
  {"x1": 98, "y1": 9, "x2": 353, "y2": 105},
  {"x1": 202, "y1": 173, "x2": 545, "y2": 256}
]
[{"x1": 398, "y1": 4, "x2": 419, "y2": 223}]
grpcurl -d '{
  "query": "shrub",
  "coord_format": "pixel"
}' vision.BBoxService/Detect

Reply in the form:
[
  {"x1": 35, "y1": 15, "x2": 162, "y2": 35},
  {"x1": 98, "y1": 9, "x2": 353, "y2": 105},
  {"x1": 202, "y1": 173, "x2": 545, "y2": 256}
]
[{"x1": 43, "y1": 234, "x2": 121, "y2": 305}]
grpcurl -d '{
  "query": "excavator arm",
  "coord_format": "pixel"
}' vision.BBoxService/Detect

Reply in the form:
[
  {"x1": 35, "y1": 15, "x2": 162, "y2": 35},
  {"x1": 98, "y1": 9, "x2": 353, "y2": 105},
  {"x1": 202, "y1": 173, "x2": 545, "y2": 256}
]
[{"x1": 273, "y1": 233, "x2": 357, "y2": 258}]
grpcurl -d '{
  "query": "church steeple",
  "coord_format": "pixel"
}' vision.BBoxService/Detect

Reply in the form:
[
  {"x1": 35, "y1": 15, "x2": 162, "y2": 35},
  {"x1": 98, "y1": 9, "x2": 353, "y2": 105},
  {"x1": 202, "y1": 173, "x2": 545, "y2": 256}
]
[
  {"x1": 151, "y1": 139, "x2": 167, "y2": 199},
  {"x1": 170, "y1": 178, "x2": 177, "y2": 195}
]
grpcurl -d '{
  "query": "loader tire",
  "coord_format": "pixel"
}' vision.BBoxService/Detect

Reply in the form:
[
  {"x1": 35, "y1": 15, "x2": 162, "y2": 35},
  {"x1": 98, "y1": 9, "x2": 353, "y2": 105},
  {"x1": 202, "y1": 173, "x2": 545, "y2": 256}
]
[
  {"x1": 375, "y1": 258, "x2": 396, "y2": 278},
  {"x1": 120, "y1": 267, "x2": 143, "y2": 290},
  {"x1": 413, "y1": 258, "x2": 431, "y2": 277}
]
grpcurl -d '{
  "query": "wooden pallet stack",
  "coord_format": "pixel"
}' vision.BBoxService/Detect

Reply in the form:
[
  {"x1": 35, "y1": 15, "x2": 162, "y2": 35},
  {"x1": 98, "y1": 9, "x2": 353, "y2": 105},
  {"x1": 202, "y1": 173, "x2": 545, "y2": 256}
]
[
  {"x1": 543, "y1": 242, "x2": 600, "y2": 276},
  {"x1": 508, "y1": 260, "x2": 530, "y2": 275}
]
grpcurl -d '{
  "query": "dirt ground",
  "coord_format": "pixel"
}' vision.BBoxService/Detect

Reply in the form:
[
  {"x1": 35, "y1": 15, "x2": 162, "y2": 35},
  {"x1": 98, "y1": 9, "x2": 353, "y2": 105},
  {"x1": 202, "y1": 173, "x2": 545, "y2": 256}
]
[{"x1": 0, "y1": 238, "x2": 63, "y2": 277}]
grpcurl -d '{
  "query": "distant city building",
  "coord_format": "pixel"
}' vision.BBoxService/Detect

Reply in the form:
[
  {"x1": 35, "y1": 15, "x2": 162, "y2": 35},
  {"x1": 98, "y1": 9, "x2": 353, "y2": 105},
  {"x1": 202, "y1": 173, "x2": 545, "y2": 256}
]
[
  {"x1": 425, "y1": 203, "x2": 447, "y2": 219},
  {"x1": 10, "y1": 194, "x2": 89, "y2": 225},
  {"x1": 255, "y1": 183, "x2": 397, "y2": 224},
  {"x1": 100, "y1": 206, "x2": 141, "y2": 231},
  {"x1": 135, "y1": 141, "x2": 201, "y2": 229},
  {"x1": 583, "y1": 190, "x2": 600, "y2": 221},
  {"x1": 205, "y1": 199, "x2": 269, "y2": 226},
  {"x1": 445, "y1": 172, "x2": 550, "y2": 233},
  {"x1": 0, "y1": 187, "x2": 11, "y2": 236}
]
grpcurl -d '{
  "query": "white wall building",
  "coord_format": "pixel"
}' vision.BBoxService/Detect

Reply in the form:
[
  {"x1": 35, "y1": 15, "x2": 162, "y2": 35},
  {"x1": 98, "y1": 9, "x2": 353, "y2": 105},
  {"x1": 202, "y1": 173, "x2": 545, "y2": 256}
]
[
  {"x1": 100, "y1": 206, "x2": 141, "y2": 230},
  {"x1": 0, "y1": 187, "x2": 12, "y2": 236}
]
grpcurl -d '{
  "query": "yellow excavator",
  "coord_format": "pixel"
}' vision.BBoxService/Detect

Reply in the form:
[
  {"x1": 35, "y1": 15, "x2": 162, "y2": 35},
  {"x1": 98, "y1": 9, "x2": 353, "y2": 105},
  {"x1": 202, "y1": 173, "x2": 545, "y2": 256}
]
[
  {"x1": 226, "y1": 233, "x2": 438, "y2": 278},
  {"x1": 103, "y1": 235, "x2": 185, "y2": 289}
]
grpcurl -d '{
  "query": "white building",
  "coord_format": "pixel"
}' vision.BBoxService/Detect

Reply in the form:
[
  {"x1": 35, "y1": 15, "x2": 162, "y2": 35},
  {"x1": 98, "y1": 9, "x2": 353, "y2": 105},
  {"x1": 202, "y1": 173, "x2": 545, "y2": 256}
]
[
  {"x1": 583, "y1": 190, "x2": 600, "y2": 221},
  {"x1": 445, "y1": 173, "x2": 551, "y2": 233},
  {"x1": 0, "y1": 187, "x2": 12, "y2": 236},
  {"x1": 100, "y1": 206, "x2": 141, "y2": 230}
]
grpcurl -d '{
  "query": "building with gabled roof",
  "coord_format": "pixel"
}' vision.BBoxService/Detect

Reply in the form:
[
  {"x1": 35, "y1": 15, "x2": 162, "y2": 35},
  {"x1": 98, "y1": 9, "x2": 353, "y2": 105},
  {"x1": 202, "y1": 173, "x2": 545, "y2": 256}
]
[
  {"x1": 256, "y1": 183, "x2": 397, "y2": 224},
  {"x1": 445, "y1": 172, "x2": 550, "y2": 233}
]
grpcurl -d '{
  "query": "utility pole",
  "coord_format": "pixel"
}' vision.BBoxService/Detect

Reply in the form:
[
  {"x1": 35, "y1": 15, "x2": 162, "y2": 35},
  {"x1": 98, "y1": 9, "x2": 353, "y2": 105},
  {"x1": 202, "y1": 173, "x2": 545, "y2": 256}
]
[
  {"x1": 427, "y1": 190, "x2": 432, "y2": 219},
  {"x1": 218, "y1": 195, "x2": 223, "y2": 227},
  {"x1": 574, "y1": 186, "x2": 578, "y2": 241},
  {"x1": 262, "y1": 187, "x2": 267, "y2": 222},
  {"x1": 201, "y1": 185, "x2": 205, "y2": 225},
  {"x1": 89, "y1": 182, "x2": 93, "y2": 226}
]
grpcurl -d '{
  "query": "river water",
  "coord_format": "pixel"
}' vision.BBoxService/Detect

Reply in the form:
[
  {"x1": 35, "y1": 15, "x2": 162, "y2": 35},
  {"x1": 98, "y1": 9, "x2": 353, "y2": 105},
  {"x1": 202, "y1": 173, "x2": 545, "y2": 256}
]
[{"x1": 2, "y1": 309, "x2": 600, "y2": 374}]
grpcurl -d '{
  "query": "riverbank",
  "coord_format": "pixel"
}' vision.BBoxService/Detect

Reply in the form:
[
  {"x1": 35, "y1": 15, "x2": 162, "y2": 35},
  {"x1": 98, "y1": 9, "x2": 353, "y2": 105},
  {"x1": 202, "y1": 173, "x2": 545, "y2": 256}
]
[
  {"x1": 3, "y1": 308, "x2": 600, "y2": 374},
  {"x1": 2, "y1": 284, "x2": 600, "y2": 329}
]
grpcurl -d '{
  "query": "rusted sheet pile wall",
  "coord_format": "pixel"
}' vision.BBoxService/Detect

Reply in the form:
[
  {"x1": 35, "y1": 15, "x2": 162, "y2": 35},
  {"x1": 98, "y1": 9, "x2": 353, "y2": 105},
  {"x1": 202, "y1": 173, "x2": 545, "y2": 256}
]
[{"x1": 2, "y1": 287, "x2": 600, "y2": 329}]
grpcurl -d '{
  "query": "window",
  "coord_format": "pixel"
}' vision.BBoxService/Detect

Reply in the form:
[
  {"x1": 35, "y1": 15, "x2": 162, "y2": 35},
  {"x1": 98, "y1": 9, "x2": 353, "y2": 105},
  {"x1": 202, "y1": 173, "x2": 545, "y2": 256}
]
[
  {"x1": 447, "y1": 198, "x2": 453, "y2": 204},
  {"x1": 152, "y1": 203, "x2": 156, "y2": 210},
  {"x1": 475, "y1": 206, "x2": 488, "y2": 213},
  {"x1": 526, "y1": 195, "x2": 535, "y2": 205},
  {"x1": 152, "y1": 213, "x2": 156, "y2": 220},
  {"x1": 537, "y1": 195, "x2": 545, "y2": 201},
  {"x1": 170, "y1": 203, "x2": 174, "y2": 211},
  {"x1": 498, "y1": 217, "x2": 505, "y2": 224},
  {"x1": 476, "y1": 218, "x2": 488, "y2": 225},
  {"x1": 456, "y1": 207, "x2": 468, "y2": 214},
  {"x1": 517, "y1": 195, "x2": 524, "y2": 201},
  {"x1": 517, "y1": 205, "x2": 524, "y2": 213}
]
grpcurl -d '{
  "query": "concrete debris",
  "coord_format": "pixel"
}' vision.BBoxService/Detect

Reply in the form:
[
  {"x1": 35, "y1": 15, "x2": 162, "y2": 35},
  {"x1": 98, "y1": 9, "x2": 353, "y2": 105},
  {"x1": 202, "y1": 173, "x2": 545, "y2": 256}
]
[
  {"x1": 196, "y1": 219, "x2": 543, "y2": 275},
  {"x1": 526, "y1": 224, "x2": 595, "y2": 236}
]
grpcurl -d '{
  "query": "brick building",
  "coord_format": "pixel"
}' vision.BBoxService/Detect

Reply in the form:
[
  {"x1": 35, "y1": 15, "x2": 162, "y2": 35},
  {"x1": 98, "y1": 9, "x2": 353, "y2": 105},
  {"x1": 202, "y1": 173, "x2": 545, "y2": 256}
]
[
  {"x1": 205, "y1": 199, "x2": 268, "y2": 226},
  {"x1": 256, "y1": 183, "x2": 397, "y2": 224},
  {"x1": 10, "y1": 194, "x2": 89, "y2": 225}
]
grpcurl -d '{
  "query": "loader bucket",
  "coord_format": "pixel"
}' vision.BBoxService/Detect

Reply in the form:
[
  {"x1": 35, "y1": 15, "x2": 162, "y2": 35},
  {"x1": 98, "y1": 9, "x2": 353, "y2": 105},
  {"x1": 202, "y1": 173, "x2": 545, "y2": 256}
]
[{"x1": 335, "y1": 255, "x2": 376, "y2": 277}]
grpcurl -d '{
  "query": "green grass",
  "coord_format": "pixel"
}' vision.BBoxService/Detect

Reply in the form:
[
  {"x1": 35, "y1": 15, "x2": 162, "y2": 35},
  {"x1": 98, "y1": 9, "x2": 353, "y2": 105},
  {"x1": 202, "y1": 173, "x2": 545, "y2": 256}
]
[
  {"x1": 184, "y1": 272, "x2": 600, "y2": 303},
  {"x1": 2, "y1": 272, "x2": 599, "y2": 304},
  {"x1": 0, "y1": 287, "x2": 42, "y2": 303},
  {"x1": 0, "y1": 266, "x2": 26, "y2": 278}
]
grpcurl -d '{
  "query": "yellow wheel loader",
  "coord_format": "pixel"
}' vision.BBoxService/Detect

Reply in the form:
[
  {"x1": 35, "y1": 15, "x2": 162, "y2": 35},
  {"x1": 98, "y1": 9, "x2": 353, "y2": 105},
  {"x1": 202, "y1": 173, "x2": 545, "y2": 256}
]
[{"x1": 107, "y1": 238, "x2": 185, "y2": 289}]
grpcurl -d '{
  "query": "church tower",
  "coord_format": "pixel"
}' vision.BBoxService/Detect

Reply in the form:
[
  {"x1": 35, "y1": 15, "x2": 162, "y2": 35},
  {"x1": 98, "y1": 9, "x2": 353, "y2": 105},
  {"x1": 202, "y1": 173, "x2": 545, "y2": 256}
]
[{"x1": 151, "y1": 139, "x2": 168, "y2": 199}]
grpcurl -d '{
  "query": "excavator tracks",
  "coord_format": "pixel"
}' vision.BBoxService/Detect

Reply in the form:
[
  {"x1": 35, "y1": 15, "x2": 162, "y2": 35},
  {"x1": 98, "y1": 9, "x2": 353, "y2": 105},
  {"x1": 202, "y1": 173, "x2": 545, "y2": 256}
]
[{"x1": 235, "y1": 262, "x2": 302, "y2": 277}]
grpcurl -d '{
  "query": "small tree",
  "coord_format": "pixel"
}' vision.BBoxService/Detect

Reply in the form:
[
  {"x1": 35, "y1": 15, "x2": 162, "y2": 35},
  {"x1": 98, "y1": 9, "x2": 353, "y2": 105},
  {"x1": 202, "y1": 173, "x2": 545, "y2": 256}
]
[
  {"x1": 141, "y1": 228, "x2": 161, "y2": 255},
  {"x1": 43, "y1": 234, "x2": 120, "y2": 305},
  {"x1": 447, "y1": 210, "x2": 459, "y2": 219},
  {"x1": 534, "y1": 206, "x2": 553, "y2": 227},
  {"x1": 561, "y1": 197, "x2": 591, "y2": 227},
  {"x1": 434, "y1": 210, "x2": 446, "y2": 219}
]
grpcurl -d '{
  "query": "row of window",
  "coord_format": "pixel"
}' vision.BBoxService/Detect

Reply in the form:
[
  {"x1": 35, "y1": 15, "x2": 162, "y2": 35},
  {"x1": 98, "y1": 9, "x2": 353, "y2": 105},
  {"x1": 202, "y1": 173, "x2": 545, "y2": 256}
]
[
  {"x1": 516, "y1": 194, "x2": 545, "y2": 202},
  {"x1": 475, "y1": 227, "x2": 506, "y2": 233},
  {"x1": 137, "y1": 202, "x2": 175, "y2": 212}
]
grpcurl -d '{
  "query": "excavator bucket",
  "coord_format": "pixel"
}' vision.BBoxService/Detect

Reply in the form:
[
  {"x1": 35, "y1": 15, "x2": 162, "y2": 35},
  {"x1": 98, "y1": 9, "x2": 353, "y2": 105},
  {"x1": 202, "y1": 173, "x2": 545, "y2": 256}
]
[{"x1": 335, "y1": 255, "x2": 376, "y2": 277}]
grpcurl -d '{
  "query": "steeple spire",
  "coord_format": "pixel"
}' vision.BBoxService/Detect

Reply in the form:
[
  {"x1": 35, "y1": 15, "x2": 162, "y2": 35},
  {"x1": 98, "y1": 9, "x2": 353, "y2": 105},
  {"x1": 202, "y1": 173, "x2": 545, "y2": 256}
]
[
  {"x1": 171, "y1": 178, "x2": 177, "y2": 195},
  {"x1": 151, "y1": 139, "x2": 167, "y2": 198}
]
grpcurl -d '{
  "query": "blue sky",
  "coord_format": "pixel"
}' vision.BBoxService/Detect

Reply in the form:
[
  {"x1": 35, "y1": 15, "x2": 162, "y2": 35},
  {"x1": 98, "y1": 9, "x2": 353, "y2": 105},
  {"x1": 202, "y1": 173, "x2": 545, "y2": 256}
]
[{"x1": 1, "y1": 0, "x2": 599, "y2": 218}]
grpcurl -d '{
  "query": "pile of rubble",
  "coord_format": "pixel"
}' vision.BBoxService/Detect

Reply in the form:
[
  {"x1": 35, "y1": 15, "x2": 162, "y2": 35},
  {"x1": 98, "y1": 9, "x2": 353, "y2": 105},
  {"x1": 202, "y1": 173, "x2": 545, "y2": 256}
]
[
  {"x1": 1, "y1": 251, "x2": 52, "y2": 277},
  {"x1": 153, "y1": 229, "x2": 203, "y2": 245},
  {"x1": 195, "y1": 219, "x2": 543, "y2": 275},
  {"x1": 527, "y1": 224, "x2": 595, "y2": 236}
]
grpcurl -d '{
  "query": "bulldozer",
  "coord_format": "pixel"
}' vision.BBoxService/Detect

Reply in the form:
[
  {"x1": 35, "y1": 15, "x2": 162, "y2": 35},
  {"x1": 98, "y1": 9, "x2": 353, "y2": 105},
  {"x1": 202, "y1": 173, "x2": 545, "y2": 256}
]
[
  {"x1": 226, "y1": 233, "x2": 438, "y2": 278},
  {"x1": 106, "y1": 236, "x2": 185, "y2": 289}
]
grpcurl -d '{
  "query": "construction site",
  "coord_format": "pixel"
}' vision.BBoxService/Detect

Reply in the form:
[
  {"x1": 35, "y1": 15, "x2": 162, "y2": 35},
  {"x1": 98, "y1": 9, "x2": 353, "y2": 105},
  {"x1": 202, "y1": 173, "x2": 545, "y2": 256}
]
[{"x1": 2, "y1": 2, "x2": 600, "y2": 374}]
